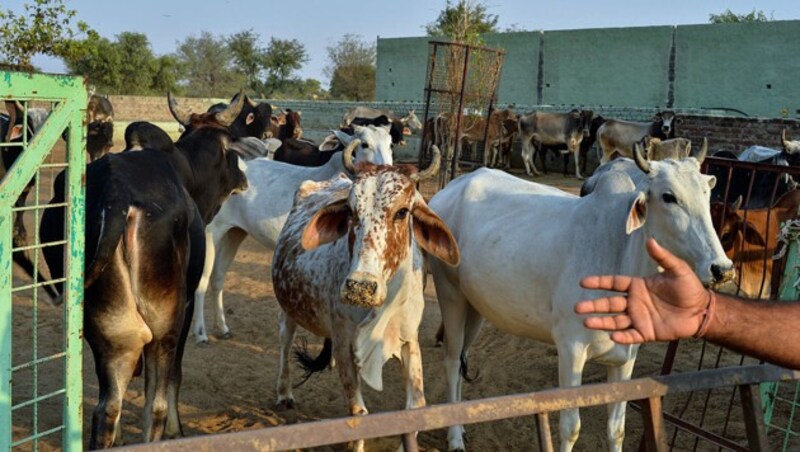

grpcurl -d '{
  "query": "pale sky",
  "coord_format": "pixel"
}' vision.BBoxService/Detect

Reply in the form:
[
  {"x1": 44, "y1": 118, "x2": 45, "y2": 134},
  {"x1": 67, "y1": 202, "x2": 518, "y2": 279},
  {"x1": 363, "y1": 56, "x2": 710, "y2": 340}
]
[{"x1": 9, "y1": 0, "x2": 800, "y2": 87}]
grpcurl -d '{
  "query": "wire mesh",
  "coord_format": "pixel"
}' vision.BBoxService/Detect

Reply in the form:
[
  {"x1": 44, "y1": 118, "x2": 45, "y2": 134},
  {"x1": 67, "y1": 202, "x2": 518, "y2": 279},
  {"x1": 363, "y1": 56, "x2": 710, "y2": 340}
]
[
  {"x1": 653, "y1": 156, "x2": 800, "y2": 450},
  {"x1": 417, "y1": 41, "x2": 505, "y2": 191},
  {"x1": 1, "y1": 72, "x2": 86, "y2": 452}
]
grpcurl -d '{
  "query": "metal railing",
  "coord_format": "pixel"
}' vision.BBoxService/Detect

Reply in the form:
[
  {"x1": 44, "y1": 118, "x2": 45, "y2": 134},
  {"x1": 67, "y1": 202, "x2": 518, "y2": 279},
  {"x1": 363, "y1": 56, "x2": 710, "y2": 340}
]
[
  {"x1": 1, "y1": 71, "x2": 86, "y2": 451},
  {"x1": 120, "y1": 365, "x2": 799, "y2": 451}
]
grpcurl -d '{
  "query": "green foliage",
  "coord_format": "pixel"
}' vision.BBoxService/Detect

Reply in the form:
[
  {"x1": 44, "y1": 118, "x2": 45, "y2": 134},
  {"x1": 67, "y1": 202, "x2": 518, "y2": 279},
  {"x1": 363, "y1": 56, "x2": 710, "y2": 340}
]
[
  {"x1": 228, "y1": 29, "x2": 266, "y2": 94},
  {"x1": 176, "y1": 31, "x2": 245, "y2": 98},
  {"x1": 326, "y1": 34, "x2": 376, "y2": 101},
  {"x1": 263, "y1": 38, "x2": 308, "y2": 96},
  {"x1": 63, "y1": 34, "x2": 122, "y2": 91},
  {"x1": 0, "y1": 0, "x2": 94, "y2": 69},
  {"x1": 114, "y1": 32, "x2": 158, "y2": 93},
  {"x1": 709, "y1": 9, "x2": 772, "y2": 24},
  {"x1": 425, "y1": 0, "x2": 498, "y2": 44}
]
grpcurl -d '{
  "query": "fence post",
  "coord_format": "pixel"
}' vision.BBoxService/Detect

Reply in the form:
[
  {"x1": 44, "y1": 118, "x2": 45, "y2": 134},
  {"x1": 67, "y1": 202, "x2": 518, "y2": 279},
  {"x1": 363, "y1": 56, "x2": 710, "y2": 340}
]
[
  {"x1": 535, "y1": 412, "x2": 554, "y2": 452},
  {"x1": 641, "y1": 396, "x2": 667, "y2": 451},
  {"x1": 740, "y1": 384, "x2": 769, "y2": 452}
]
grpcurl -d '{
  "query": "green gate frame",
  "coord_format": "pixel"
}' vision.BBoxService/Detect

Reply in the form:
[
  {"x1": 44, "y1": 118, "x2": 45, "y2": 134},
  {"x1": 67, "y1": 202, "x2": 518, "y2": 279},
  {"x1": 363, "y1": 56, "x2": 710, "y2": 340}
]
[{"x1": 0, "y1": 71, "x2": 86, "y2": 450}]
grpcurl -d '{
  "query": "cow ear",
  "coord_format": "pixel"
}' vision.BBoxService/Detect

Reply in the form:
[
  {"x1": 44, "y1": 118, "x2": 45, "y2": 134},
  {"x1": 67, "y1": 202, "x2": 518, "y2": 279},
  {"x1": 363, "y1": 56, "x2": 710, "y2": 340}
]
[
  {"x1": 411, "y1": 198, "x2": 460, "y2": 266},
  {"x1": 741, "y1": 221, "x2": 766, "y2": 246},
  {"x1": 626, "y1": 192, "x2": 648, "y2": 234},
  {"x1": 245, "y1": 112, "x2": 255, "y2": 125},
  {"x1": 402, "y1": 127, "x2": 412, "y2": 136},
  {"x1": 301, "y1": 200, "x2": 350, "y2": 250},
  {"x1": 705, "y1": 175, "x2": 716, "y2": 189}
]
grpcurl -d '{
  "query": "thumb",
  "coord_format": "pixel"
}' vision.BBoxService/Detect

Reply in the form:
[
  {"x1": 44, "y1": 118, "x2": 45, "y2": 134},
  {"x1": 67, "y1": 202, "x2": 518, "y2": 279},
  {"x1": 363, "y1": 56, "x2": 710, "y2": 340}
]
[{"x1": 646, "y1": 238, "x2": 690, "y2": 274}]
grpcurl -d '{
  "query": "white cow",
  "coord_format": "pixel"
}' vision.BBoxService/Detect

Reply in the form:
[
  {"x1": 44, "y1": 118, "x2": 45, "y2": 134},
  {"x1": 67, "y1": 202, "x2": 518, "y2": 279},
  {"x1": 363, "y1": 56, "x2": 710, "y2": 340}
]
[
  {"x1": 428, "y1": 150, "x2": 734, "y2": 451},
  {"x1": 271, "y1": 148, "x2": 457, "y2": 452},
  {"x1": 192, "y1": 125, "x2": 395, "y2": 343}
]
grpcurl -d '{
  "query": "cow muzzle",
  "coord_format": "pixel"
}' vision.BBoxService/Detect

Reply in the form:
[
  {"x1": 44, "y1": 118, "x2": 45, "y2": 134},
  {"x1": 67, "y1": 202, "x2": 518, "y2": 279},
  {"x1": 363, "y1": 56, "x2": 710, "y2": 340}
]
[
  {"x1": 341, "y1": 272, "x2": 386, "y2": 308},
  {"x1": 706, "y1": 261, "x2": 736, "y2": 288},
  {"x1": 662, "y1": 125, "x2": 672, "y2": 135}
]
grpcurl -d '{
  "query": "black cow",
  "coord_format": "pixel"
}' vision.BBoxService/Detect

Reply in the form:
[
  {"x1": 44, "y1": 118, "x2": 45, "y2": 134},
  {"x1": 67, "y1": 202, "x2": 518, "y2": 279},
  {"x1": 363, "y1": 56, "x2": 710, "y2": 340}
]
[
  {"x1": 518, "y1": 109, "x2": 592, "y2": 178},
  {"x1": 350, "y1": 114, "x2": 408, "y2": 146},
  {"x1": 199, "y1": 92, "x2": 272, "y2": 140},
  {"x1": 123, "y1": 121, "x2": 176, "y2": 153},
  {"x1": 39, "y1": 98, "x2": 248, "y2": 448},
  {"x1": 1, "y1": 101, "x2": 59, "y2": 299},
  {"x1": 86, "y1": 95, "x2": 116, "y2": 162}
]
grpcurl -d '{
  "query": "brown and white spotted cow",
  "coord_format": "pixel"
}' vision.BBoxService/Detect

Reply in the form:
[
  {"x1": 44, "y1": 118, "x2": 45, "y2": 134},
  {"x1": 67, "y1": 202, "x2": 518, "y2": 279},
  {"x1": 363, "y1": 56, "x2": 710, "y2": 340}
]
[{"x1": 271, "y1": 145, "x2": 459, "y2": 451}]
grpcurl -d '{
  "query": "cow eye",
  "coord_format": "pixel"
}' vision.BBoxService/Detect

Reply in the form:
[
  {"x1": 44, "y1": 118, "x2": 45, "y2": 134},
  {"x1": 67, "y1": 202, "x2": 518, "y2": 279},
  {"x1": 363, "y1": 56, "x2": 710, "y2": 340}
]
[
  {"x1": 661, "y1": 193, "x2": 677, "y2": 204},
  {"x1": 394, "y1": 208, "x2": 409, "y2": 221}
]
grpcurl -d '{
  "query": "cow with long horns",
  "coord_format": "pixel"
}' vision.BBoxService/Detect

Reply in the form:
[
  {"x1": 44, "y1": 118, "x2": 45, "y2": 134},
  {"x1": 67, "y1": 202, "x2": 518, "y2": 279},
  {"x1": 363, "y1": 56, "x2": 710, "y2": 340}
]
[{"x1": 271, "y1": 146, "x2": 458, "y2": 452}]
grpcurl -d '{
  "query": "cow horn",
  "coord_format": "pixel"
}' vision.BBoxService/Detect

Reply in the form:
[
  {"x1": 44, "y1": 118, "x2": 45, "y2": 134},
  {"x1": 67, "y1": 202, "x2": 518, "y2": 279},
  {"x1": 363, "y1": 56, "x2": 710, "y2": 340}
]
[
  {"x1": 695, "y1": 137, "x2": 708, "y2": 163},
  {"x1": 411, "y1": 146, "x2": 442, "y2": 182},
  {"x1": 730, "y1": 195, "x2": 742, "y2": 212},
  {"x1": 167, "y1": 92, "x2": 192, "y2": 126},
  {"x1": 214, "y1": 89, "x2": 246, "y2": 127},
  {"x1": 633, "y1": 142, "x2": 651, "y2": 174},
  {"x1": 245, "y1": 94, "x2": 257, "y2": 108},
  {"x1": 342, "y1": 138, "x2": 361, "y2": 173},
  {"x1": 783, "y1": 129, "x2": 791, "y2": 150}
]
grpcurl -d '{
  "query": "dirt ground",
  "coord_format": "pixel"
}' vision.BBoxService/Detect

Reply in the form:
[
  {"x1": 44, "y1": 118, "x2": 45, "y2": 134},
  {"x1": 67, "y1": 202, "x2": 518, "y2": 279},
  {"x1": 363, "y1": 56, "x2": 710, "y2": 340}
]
[{"x1": 8, "y1": 151, "x2": 777, "y2": 451}]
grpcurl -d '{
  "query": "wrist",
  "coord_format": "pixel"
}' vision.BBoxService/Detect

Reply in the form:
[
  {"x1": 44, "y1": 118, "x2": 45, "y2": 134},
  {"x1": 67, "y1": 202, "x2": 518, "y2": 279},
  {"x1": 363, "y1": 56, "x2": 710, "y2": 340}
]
[{"x1": 693, "y1": 289, "x2": 716, "y2": 338}]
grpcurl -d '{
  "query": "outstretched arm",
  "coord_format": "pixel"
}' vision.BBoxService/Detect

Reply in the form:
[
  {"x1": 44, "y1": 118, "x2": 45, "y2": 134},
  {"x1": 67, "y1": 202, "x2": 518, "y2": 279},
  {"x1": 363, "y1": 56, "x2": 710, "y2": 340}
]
[{"x1": 575, "y1": 238, "x2": 800, "y2": 369}]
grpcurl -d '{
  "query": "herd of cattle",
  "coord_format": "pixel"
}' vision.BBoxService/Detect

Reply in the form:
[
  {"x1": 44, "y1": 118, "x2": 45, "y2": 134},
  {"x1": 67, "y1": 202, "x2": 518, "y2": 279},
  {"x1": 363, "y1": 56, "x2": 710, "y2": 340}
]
[{"x1": 3, "y1": 91, "x2": 800, "y2": 451}]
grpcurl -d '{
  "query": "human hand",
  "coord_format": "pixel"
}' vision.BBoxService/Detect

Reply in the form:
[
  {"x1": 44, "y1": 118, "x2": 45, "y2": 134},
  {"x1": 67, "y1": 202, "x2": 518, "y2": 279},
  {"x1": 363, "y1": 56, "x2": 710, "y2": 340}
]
[{"x1": 574, "y1": 238, "x2": 711, "y2": 344}]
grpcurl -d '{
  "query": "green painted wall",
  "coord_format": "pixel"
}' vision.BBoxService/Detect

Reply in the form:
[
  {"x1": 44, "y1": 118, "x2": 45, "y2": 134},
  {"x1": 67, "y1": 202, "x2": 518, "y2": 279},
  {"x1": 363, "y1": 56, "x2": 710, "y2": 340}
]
[
  {"x1": 674, "y1": 21, "x2": 800, "y2": 118},
  {"x1": 376, "y1": 21, "x2": 800, "y2": 119},
  {"x1": 541, "y1": 26, "x2": 672, "y2": 107}
]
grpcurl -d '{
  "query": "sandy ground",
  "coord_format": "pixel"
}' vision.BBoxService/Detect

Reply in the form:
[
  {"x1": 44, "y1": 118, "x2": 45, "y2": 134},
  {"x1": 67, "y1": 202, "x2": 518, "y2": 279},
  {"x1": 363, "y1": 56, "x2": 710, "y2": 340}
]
[{"x1": 8, "y1": 149, "x2": 790, "y2": 451}]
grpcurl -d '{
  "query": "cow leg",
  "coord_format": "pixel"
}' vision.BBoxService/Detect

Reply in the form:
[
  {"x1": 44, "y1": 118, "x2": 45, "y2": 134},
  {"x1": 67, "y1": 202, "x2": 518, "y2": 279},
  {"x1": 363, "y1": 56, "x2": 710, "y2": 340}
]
[
  {"x1": 88, "y1": 346, "x2": 141, "y2": 449},
  {"x1": 142, "y1": 339, "x2": 176, "y2": 443},
  {"x1": 194, "y1": 227, "x2": 246, "y2": 343},
  {"x1": 166, "y1": 299, "x2": 194, "y2": 438},
  {"x1": 573, "y1": 150, "x2": 584, "y2": 180},
  {"x1": 538, "y1": 145, "x2": 549, "y2": 174},
  {"x1": 606, "y1": 358, "x2": 636, "y2": 451},
  {"x1": 521, "y1": 137, "x2": 540, "y2": 176},
  {"x1": 275, "y1": 310, "x2": 297, "y2": 409},
  {"x1": 401, "y1": 340, "x2": 426, "y2": 410},
  {"x1": 192, "y1": 229, "x2": 216, "y2": 343},
  {"x1": 556, "y1": 341, "x2": 589, "y2": 452},
  {"x1": 333, "y1": 334, "x2": 367, "y2": 452}
]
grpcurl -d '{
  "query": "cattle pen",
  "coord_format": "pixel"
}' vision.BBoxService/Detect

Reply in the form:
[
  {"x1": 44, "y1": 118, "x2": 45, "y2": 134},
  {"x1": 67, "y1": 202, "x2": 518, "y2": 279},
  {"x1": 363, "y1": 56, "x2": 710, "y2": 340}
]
[{"x1": 5, "y1": 70, "x2": 800, "y2": 451}]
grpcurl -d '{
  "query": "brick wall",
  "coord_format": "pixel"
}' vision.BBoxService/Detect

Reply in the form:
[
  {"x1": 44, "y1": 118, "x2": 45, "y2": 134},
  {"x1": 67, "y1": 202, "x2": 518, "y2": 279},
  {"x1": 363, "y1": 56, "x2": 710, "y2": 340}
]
[
  {"x1": 675, "y1": 115, "x2": 800, "y2": 155},
  {"x1": 108, "y1": 95, "x2": 226, "y2": 122}
]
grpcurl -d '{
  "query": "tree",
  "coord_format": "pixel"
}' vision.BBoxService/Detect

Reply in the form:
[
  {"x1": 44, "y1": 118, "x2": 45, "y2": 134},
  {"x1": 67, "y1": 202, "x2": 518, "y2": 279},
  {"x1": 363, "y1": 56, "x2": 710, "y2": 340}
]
[
  {"x1": 0, "y1": 0, "x2": 94, "y2": 70},
  {"x1": 228, "y1": 29, "x2": 266, "y2": 94},
  {"x1": 263, "y1": 38, "x2": 308, "y2": 96},
  {"x1": 425, "y1": 0, "x2": 498, "y2": 44},
  {"x1": 709, "y1": 9, "x2": 771, "y2": 24},
  {"x1": 176, "y1": 31, "x2": 245, "y2": 98},
  {"x1": 325, "y1": 34, "x2": 376, "y2": 101},
  {"x1": 114, "y1": 32, "x2": 157, "y2": 94},
  {"x1": 63, "y1": 34, "x2": 122, "y2": 92},
  {"x1": 151, "y1": 54, "x2": 182, "y2": 94}
]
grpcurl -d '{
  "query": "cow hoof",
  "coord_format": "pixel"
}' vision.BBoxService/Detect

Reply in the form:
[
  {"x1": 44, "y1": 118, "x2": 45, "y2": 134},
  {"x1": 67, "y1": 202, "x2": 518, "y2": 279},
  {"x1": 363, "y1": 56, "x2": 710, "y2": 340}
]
[
  {"x1": 275, "y1": 399, "x2": 296, "y2": 410},
  {"x1": 220, "y1": 332, "x2": 233, "y2": 340},
  {"x1": 196, "y1": 340, "x2": 210, "y2": 347}
]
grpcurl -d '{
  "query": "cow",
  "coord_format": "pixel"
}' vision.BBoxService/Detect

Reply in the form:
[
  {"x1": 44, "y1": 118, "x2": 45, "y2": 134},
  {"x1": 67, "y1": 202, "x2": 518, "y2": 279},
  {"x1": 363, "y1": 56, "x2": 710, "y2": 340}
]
[
  {"x1": 349, "y1": 114, "x2": 409, "y2": 146},
  {"x1": 0, "y1": 101, "x2": 60, "y2": 300},
  {"x1": 271, "y1": 146, "x2": 457, "y2": 452},
  {"x1": 782, "y1": 129, "x2": 800, "y2": 162},
  {"x1": 341, "y1": 106, "x2": 422, "y2": 131},
  {"x1": 274, "y1": 124, "x2": 392, "y2": 168},
  {"x1": 711, "y1": 190, "x2": 800, "y2": 299},
  {"x1": 518, "y1": 109, "x2": 590, "y2": 179},
  {"x1": 707, "y1": 151, "x2": 794, "y2": 209},
  {"x1": 192, "y1": 126, "x2": 394, "y2": 344},
  {"x1": 124, "y1": 121, "x2": 175, "y2": 153},
  {"x1": 535, "y1": 110, "x2": 599, "y2": 177},
  {"x1": 449, "y1": 108, "x2": 518, "y2": 170},
  {"x1": 596, "y1": 110, "x2": 677, "y2": 164},
  {"x1": 87, "y1": 94, "x2": 114, "y2": 123},
  {"x1": 486, "y1": 109, "x2": 519, "y2": 169},
  {"x1": 39, "y1": 96, "x2": 249, "y2": 448},
  {"x1": 427, "y1": 146, "x2": 733, "y2": 451},
  {"x1": 641, "y1": 136, "x2": 693, "y2": 161},
  {"x1": 84, "y1": 94, "x2": 116, "y2": 161},
  {"x1": 181, "y1": 91, "x2": 272, "y2": 140}
]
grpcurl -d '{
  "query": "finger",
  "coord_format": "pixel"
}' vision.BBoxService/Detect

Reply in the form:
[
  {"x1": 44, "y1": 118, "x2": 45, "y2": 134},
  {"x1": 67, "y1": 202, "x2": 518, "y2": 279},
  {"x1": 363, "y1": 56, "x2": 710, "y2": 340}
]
[
  {"x1": 611, "y1": 329, "x2": 646, "y2": 345},
  {"x1": 583, "y1": 314, "x2": 632, "y2": 331},
  {"x1": 574, "y1": 296, "x2": 628, "y2": 314},
  {"x1": 646, "y1": 238, "x2": 691, "y2": 274},
  {"x1": 580, "y1": 275, "x2": 633, "y2": 292}
]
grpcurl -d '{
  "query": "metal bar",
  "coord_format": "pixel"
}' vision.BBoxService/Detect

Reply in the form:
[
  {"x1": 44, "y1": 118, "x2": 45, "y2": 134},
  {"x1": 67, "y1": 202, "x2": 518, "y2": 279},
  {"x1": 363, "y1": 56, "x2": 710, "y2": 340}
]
[
  {"x1": 426, "y1": 39, "x2": 506, "y2": 54},
  {"x1": 630, "y1": 403, "x2": 749, "y2": 452},
  {"x1": 121, "y1": 365, "x2": 800, "y2": 452},
  {"x1": 11, "y1": 388, "x2": 66, "y2": 410},
  {"x1": 640, "y1": 397, "x2": 666, "y2": 452},
  {"x1": 12, "y1": 239, "x2": 68, "y2": 253},
  {"x1": 10, "y1": 277, "x2": 68, "y2": 292},
  {"x1": 12, "y1": 202, "x2": 69, "y2": 212},
  {"x1": 64, "y1": 93, "x2": 87, "y2": 452},
  {"x1": 450, "y1": 46, "x2": 471, "y2": 182},
  {"x1": 12, "y1": 352, "x2": 66, "y2": 372},
  {"x1": 0, "y1": 206, "x2": 12, "y2": 452},
  {"x1": 401, "y1": 432, "x2": 418, "y2": 452},
  {"x1": 535, "y1": 412, "x2": 554, "y2": 452},
  {"x1": 740, "y1": 384, "x2": 769, "y2": 451},
  {"x1": 10, "y1": 425, "x2": 65, "y2": 447}
]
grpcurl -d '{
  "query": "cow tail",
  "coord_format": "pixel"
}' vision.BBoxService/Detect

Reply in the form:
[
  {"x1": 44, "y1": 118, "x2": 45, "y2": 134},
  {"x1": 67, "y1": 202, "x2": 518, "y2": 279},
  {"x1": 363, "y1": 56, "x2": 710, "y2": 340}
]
[
  {"x1": 293, "y1": 337, "x2": 333, "y2": 387},
  {"x1": 84, "y1": 189, "x2": 131, "y2": 289}
]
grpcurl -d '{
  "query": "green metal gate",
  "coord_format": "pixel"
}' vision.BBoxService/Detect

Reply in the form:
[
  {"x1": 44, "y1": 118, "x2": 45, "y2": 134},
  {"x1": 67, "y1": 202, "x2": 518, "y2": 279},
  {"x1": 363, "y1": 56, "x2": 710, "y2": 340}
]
[{"x1": 1, "y1": 71, "x2": 86, "y2": 450}]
